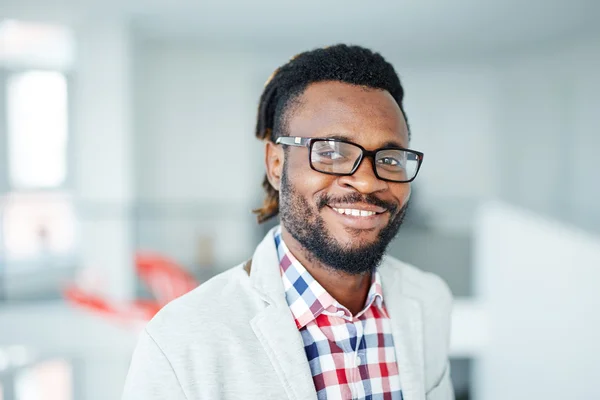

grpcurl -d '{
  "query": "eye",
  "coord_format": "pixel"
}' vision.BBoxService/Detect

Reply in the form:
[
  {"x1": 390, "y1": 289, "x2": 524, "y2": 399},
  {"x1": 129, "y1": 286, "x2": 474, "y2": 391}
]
[
  {"x1": 378, "y1": 157, "x2": 402, "y2": 166},
  {"x1": 318, "y1": 150, "x2": 344, "y2": 160}
]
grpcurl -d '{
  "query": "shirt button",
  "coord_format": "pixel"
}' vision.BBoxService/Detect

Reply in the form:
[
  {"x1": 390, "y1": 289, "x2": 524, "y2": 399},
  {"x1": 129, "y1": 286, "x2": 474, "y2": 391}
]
[{"x1": 356, "y1": 356, "x2": 362, "y2": 366}]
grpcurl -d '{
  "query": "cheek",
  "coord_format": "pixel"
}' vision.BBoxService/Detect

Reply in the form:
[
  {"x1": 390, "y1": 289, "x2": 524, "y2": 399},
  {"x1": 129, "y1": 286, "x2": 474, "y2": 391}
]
[
  {"x1": 391, "y1": 183, "x2": 411, "y2": 207},
  {"x1": 286, "y1": 155, "x2": 335, "y2": 201},
  {"x1": 291, "y1": 172, "x2": 336, "y2": 207}
]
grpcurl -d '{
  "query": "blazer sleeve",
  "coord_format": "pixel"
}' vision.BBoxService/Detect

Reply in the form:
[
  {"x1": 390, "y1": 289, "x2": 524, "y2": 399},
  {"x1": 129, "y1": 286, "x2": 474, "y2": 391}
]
[{"x1": 122, "y1": 329, "x2": 188, "y2": 400}]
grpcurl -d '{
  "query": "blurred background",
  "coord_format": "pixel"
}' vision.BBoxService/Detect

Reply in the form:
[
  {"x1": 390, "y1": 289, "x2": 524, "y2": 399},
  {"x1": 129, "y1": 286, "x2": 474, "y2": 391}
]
[{"x1": 0, "y1": 0, "x2": 599, "y2": 399}]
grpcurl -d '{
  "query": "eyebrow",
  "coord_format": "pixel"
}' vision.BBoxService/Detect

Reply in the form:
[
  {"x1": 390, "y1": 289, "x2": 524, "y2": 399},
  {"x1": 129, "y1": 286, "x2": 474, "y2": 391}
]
[{"x1": 321, "y1": 134, "x2": 407, "y2": 149}]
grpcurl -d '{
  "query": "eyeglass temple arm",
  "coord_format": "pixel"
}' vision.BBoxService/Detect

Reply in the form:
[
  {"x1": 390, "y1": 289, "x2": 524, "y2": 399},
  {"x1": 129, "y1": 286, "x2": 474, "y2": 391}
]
[{"x1": 275, "y1": 136, "x2": 311, "y2": 147}]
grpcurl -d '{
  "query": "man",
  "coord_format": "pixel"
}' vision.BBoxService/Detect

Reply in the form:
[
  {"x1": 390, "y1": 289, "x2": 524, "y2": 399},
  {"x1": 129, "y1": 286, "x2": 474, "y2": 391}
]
[{"x1": 123, "y1": 44, "x2": 454, "y2": 400}]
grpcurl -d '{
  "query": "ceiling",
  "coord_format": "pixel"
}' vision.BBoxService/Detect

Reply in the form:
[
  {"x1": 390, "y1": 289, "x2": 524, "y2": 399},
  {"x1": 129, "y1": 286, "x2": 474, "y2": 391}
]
[{"x1": 1, "y1": 0, "x2": 599, "y2": 58}]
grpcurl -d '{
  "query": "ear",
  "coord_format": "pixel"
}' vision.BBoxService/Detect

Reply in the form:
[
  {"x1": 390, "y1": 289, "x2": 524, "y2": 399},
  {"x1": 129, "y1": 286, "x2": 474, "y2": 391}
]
[{"x1": 265, "y1": 141, "x2": 284, "y2": 191}]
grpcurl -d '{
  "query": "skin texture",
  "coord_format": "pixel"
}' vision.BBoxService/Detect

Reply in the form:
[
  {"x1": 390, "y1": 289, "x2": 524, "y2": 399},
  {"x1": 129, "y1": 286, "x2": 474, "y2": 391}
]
[{"x1": 265, "y1": 81, "x2": 411, "y2": 315}]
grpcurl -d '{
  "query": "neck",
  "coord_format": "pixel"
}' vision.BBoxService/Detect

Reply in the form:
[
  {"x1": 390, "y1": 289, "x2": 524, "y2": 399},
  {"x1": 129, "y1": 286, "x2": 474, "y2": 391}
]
[{"x1": 280, "y1": 226, "x2": 372, "y2": 316}]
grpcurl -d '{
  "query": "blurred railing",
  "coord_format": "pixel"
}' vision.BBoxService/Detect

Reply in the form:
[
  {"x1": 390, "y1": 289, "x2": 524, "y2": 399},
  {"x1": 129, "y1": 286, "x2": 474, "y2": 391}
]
[{"x1": 0, "y1": 198, "x2": 262, "y2": 303}]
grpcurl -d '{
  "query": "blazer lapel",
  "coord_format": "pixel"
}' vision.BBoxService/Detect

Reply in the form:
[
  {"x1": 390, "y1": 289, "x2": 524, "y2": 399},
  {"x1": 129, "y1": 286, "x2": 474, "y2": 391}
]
[
  {"x1": 248, "y1": 228, "x2": 317, "y2": 400},
  {"x1": 380, "y1": 260, "x2": 426, "y2": 400},
  {"x1": 251, "y1": 306, "x2": 317, "y2": 400}
]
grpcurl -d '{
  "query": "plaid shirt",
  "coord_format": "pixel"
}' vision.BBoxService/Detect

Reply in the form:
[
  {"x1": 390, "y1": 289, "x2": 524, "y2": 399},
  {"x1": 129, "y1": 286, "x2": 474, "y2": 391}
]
[{"x1": 275, "y1": 228, "x2": 403, "y2": 400}]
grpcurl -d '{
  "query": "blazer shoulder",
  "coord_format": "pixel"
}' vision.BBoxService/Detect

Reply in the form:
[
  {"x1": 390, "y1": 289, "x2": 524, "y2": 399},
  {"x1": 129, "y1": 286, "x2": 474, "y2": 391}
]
[
  {"x1": 383, "y1": 255, "x2": 453, "y2": 316},
  {"x1": 144, "y1": 263, "x2": 260, "y2": 342}
]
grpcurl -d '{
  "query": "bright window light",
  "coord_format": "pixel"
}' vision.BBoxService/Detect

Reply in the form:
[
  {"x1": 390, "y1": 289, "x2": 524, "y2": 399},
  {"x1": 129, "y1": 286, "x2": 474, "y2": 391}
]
[
  {"x1": 15, "y1": 359, "x2": 73, "y2": 400},
  {"x1": 6, "y1": 71, "x2": 68, "y2": 189},
  {"x1": 0, "y1": 20, "x2": 74, "y2": 69}
]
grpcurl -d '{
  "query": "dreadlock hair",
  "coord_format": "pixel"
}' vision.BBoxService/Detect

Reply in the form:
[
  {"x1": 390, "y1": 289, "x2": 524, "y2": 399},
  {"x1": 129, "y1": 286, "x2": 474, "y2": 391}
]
[{"x1": 253, "y1": 44, "x2": 409, "y2": 223}]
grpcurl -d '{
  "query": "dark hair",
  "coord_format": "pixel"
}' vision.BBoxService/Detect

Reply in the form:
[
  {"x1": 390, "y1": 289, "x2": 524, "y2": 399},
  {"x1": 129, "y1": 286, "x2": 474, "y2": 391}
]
[{"x1": 254, "y1": 44, "x2": 409, "y2": 223}]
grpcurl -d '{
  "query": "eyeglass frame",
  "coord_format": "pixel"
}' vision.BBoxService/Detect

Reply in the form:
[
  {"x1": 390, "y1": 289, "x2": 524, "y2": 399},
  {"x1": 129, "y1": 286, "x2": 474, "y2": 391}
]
[{"x1": 275, "y1": 136, "x2": 424, "y2": 183}]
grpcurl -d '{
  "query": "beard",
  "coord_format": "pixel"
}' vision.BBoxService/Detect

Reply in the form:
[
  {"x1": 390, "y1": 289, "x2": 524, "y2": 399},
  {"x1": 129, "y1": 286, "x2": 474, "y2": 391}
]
[{"x1": 279, "y1": 165, "x2": 409, "y2": 275}]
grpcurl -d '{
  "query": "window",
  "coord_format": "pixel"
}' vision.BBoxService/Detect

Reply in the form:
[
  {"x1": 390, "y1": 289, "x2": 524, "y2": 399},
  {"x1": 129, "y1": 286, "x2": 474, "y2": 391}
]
[
  {"x1": 2, "y1": 71, "x2": 74, "y2": 264},
  {"x1": 6, "y1": 71, "x2": 68, "y2": 189},
  {"x1": 0, "y1": 20, "x2": 76, "y2": 301}
]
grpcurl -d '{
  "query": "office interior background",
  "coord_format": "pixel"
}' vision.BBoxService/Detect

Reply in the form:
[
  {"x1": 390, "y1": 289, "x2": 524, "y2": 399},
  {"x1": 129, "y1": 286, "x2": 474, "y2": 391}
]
[{"x1": 0, "y1": 0, "x2": 599, "y2": 399}]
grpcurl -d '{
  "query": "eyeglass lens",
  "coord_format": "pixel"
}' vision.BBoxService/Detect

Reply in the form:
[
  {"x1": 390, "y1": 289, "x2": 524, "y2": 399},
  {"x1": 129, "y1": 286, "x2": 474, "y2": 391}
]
[{"x1": 310, "y1": 140, "x2": 419, "y2": 182}]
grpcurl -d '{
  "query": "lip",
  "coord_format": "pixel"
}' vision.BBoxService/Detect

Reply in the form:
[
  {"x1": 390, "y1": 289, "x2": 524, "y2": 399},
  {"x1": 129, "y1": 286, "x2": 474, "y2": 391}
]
[{"x1": 325, "y1": 205, "x2": 389, "y2": 230}]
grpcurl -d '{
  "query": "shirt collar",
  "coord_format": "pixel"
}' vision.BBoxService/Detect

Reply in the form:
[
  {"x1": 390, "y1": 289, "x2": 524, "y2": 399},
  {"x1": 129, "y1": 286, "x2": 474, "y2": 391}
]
[{"x1": 274, "y1": 226, "x2": 386, "y2": 329}]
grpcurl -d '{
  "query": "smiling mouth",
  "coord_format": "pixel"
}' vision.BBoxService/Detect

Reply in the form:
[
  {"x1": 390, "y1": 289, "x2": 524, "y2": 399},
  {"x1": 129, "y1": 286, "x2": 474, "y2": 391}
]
[{"x1": 329, "y1": 207, "x2": 386, "y2": 217}]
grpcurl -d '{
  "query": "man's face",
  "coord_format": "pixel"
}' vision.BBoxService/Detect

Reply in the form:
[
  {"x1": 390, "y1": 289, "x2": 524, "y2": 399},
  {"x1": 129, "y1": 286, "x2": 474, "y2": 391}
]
[{"x1": 276, "y1": 81, "x2": 412, "y2": 275}]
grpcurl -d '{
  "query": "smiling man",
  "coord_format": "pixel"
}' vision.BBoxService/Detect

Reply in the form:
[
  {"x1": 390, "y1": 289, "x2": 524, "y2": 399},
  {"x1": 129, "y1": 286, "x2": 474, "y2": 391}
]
[{"x1": 123, "y1": 45, "x2": 454, "y2": 400}]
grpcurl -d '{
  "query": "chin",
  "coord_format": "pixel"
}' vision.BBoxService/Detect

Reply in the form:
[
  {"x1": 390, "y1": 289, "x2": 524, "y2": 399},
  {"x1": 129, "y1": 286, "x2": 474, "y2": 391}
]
[{"x1": 336, "y1": 227, "x2": 380, "y2": 246}]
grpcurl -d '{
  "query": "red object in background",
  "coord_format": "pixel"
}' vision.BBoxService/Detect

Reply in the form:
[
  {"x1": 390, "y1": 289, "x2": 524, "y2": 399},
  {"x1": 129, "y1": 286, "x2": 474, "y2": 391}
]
[
  {"x1": 63, "y1": 252, "x2": 199, "y2": 324},
  {"x1": 135, "y1": 252, "x2": 199, "y2": 307}
]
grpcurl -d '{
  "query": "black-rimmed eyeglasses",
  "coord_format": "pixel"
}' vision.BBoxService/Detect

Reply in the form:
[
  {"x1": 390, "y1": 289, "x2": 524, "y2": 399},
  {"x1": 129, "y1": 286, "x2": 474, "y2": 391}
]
[{"x1": 275, "y1": 136, "x2": 424, "y2": 183}]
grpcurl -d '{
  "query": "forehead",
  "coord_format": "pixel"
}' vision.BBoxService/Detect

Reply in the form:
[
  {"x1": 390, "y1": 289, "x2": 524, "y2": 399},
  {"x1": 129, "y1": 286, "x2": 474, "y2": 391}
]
[{"x1": 287, "y1": 81, "x2": 409, "y2": 148}]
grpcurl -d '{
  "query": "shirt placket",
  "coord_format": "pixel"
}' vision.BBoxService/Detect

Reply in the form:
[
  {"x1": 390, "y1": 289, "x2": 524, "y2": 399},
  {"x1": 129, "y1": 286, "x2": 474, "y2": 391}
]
[{"x1": 349, "y1": 316, "x2": 365, "y2": 399}]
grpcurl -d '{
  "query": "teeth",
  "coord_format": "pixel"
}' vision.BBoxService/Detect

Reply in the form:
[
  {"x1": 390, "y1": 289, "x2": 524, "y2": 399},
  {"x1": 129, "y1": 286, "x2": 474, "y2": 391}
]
[{"x1": 332, "y1": 208, "x2": 377, "y2": 217}]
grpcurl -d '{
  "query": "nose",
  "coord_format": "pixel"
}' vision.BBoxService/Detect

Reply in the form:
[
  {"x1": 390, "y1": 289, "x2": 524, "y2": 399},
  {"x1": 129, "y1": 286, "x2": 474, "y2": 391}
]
[{"x1": 336, "y1": 156, "x2": 389, "y2": 194}]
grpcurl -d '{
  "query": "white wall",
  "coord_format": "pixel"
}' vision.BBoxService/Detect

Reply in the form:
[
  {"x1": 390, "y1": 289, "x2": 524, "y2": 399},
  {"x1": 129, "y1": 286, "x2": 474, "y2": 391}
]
[
  {"x1": 133, "y1": 40, "x2": 267, "y2": 268},
  {"x1": 472, "y1": 201, "x2": 600, "y2": 400},
  {"x1": 566, "y1": 39, "x2": 600, "y2": 232},
  {"x1": 73, "y1": 21, "x2": 136, "y2": 301},
  {"x1": 492, "y1": 37, "x2": 600, "y2": 231},
  {"x1": 134, "y1": 41, "x2": 261, "y2": 203}
]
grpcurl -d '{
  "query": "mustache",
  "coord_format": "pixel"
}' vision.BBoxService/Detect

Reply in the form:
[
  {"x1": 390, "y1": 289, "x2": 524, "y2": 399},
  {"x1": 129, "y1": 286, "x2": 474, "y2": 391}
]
[{"x1": 317, "y1": 192, "x2": 398, "y2": 214}]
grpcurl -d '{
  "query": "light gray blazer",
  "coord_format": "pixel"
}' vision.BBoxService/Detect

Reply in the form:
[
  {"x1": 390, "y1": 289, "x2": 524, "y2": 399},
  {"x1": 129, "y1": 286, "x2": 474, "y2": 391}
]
[{"x1": 122, "y1": 227, "x2": 454, "y2": 400}]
